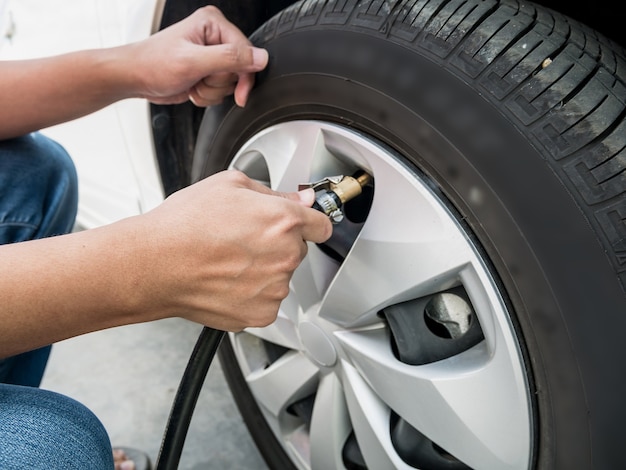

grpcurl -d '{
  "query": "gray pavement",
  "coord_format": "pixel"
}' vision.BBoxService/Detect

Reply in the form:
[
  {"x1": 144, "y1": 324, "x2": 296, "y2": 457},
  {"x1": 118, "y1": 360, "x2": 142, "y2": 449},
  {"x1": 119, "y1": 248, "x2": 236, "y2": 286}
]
[{"x1": 41, "y1": 318, "x2": 268, "y2": 469}]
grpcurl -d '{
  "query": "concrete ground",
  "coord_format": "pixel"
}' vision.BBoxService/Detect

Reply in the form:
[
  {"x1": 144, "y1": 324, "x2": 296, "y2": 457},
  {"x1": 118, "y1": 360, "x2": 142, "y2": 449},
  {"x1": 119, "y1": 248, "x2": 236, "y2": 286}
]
[{"x1": 41, "y1": 318, "x2": 268, "y2": 470}]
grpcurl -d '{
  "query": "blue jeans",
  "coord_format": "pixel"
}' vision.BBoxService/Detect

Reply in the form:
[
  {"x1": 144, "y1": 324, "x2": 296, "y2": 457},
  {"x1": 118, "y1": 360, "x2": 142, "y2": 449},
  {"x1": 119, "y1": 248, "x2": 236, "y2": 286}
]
[
  {"x1": 0, "y1": 134, "x2": 113, "y2": 468},
  {"x1": 0, "y1": 384, "x2": 114, "y2": 469}
]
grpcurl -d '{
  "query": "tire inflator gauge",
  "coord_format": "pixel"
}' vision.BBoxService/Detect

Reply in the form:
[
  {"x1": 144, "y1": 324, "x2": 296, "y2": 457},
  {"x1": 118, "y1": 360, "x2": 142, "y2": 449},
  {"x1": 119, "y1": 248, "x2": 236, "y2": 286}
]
[{"x1": 155, "y1": 171, "x2": 372, "y2": 470}]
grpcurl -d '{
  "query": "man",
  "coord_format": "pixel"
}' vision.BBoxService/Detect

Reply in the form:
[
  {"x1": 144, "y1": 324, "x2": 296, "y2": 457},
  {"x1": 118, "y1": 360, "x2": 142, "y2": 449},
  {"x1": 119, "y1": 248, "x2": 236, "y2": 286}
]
[{"x1": 0, "y1": 6, "x2": 332, "y2": 468}]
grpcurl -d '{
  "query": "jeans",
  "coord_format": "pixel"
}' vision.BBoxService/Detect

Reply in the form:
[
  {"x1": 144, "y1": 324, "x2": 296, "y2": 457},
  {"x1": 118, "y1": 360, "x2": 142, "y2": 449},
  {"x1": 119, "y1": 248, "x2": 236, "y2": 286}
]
[
  {"x1": 0, "y1": 384, "x2": 114, "y2": 469},
  {"x1": 0, "y1": 134, "x2": 113, "y2": 468}
]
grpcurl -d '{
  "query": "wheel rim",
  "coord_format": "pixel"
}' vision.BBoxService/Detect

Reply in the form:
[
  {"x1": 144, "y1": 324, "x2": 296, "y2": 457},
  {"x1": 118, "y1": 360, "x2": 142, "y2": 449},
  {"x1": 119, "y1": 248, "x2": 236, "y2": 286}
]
[{"x1": 226, "y1": 121, "x2": 532, "y2": 470}]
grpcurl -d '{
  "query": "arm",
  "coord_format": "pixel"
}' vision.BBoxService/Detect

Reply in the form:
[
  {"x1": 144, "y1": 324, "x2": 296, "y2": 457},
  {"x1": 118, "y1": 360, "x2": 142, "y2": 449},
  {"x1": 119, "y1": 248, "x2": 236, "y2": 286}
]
[
  {"x1": 0, "y1": 6, "x2": 268, "y2": 139},
  {"x1": 0, "y1": 171, "x2": 332, "y2": 358}
]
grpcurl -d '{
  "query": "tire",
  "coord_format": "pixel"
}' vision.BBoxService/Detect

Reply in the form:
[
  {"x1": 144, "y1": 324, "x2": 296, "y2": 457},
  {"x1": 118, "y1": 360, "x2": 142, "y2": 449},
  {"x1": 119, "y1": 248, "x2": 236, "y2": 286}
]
[{"x1": 191, "y1": 1, "x2": 626, "y2": 468}]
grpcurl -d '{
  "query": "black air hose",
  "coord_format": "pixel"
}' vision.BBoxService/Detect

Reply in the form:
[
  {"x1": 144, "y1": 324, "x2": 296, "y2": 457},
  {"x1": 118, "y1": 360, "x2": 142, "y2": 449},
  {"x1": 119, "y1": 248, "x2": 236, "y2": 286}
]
[{"x1": 155, "y1": 326, "x2": 225, "y2": 470}]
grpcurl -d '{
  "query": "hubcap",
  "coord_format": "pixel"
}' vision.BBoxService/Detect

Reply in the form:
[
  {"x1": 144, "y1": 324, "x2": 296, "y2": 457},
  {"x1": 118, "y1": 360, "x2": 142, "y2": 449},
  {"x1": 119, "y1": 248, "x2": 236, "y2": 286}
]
[
  {"x1": 299, "y1": 321, "x2": 337, "y2": 367},
  {"x1": 227, "y1": 121, "x2": 532, "y2": 470}
]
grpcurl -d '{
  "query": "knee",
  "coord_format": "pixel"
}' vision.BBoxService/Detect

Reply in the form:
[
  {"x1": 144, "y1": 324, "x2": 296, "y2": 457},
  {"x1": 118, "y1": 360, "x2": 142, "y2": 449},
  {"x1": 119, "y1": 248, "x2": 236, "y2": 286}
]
[
  {"x1": 28, "y1": 133, "x2": 79, "y2": 204},
  {"x1": 0, "y1": 385, "x2": 113, "y2": 469},
  {"x1": 0, "y1": 133, "x2": 77, "y2": 185},
  {"x1": 0, "y1": 133, "x2": 79, "y2": 241}
]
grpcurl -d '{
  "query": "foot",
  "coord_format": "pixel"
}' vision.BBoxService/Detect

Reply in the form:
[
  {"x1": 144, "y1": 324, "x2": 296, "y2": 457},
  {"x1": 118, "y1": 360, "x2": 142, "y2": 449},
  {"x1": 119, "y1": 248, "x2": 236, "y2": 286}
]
[
  {"x1": 113, "y1": 447, "x2": 151, "y2": 470},
  {"x1": 113, "y1": 448, "x2": 135, "y2": 470}
]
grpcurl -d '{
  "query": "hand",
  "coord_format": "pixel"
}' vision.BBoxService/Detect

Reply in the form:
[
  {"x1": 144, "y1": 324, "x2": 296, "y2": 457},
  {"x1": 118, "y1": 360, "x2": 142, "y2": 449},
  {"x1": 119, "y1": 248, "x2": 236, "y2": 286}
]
[
  {"x1": 0, "y1": 170, "x2": 329, "y2": 356},
  {"x1": 138, "y1": 170, "x2": 332, "y2": 331},
  {"x1": 128, "y1": 6, "x2": 268, "y2": 107}
]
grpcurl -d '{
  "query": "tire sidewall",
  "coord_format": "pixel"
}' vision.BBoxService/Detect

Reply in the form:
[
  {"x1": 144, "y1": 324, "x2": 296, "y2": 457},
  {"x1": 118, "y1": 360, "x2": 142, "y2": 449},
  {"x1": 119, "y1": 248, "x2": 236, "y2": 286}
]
[{"x1": 198, "y1": 27, "x2": 626, "y2": 469}]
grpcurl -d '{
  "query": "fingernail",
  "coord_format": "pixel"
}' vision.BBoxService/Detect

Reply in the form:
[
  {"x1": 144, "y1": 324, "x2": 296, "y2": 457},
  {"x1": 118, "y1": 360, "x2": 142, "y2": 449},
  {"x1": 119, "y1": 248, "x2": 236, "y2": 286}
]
[
  {"x1": 298, "y1": 188, "x2": 315, "y2": 207},
  {"x1": 252, "y1": 47, "x2": 269, "y2": 68}
]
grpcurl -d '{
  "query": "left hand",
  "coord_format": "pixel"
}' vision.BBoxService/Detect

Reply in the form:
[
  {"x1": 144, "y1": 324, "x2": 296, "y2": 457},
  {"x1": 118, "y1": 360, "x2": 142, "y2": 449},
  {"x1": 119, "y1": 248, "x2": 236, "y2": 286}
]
[{"x1": 127, "y1": 5, "x2": 268, "y2": 107}]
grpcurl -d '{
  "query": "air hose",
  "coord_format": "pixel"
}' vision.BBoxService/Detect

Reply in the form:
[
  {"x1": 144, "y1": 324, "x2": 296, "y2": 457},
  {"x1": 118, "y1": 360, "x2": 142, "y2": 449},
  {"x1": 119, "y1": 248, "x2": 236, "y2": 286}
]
[
  {"x1": 155, "y1": 326, "x2": 225, "y2": 470},
  {"x1": 154, "y1": 172, "x2": 371, "y2": 469}
]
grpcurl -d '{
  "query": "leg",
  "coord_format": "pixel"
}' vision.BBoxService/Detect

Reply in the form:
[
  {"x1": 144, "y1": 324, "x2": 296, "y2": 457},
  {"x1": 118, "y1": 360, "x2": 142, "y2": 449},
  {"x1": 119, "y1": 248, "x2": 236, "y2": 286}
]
[
  {"x1": 0, "y1": 133, "x2": 78, "y2": 386},
  {"x1": 0, "y1": 384, "x2": 114, "y2": 469},
  {"x1": 0, "y1": 132, "x2": 78, "y2": 242}
]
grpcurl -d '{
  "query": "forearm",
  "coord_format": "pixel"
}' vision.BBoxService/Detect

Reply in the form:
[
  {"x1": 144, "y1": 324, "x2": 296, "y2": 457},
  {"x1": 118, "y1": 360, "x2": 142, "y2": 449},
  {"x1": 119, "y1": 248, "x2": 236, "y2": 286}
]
[
  {"x1": 0, "y1": 169, "x2": 330, "y2": 360},
  {"x1": 0, "y1": 6, "x2": 269, "y2": 139},
  {"x1": 0, "y1": 47, "x2": 137, "y2": 139},
  {"x1": 0, "y1": 217, "x2": 158, "y2": 358}
]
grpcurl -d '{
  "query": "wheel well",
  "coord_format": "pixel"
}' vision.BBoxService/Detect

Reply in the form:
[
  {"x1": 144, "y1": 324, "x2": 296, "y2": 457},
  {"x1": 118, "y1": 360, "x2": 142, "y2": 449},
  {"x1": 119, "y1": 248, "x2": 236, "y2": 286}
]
[{"x1": 151, "y1": 0, "x2": 621, "y2": 196}]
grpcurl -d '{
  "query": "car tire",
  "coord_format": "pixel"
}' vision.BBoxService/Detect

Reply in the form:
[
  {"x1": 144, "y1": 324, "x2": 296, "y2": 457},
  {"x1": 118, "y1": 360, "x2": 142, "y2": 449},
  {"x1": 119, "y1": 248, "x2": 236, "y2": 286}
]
[{"x1": 191, "y1": 1, "x2": 626, "y2": 468}]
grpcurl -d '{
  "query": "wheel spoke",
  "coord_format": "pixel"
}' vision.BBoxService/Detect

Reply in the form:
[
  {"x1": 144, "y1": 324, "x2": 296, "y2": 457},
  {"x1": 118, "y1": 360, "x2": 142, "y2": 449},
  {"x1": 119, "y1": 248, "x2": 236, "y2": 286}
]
[
  {"x1": 309, "y1": 373, "x2": 352, "y2": 470},
  {"x1": 335, "y1": 328, "x2": 531, "y2": 469},
  {"x1": 320, "y1": 237, "x2": 471, "y2": 327},
  {"x1": 246, "y1": 351, "x2": 319, "y2": 418},
  {"x1": 341, "y1": 362, "x2": 411, "y2": 469},
  {"x1": 319, "y1": 169, "x2": 474, "y2": 327},
  {"x1": 233, "y1": 122, "x2": 330, "y2": 192},
  {"x1": 247, "y1": 247, "x2": 339, "y2": 351},
  {"x1": 244, "y1": 309, "x2": 301, "y2": 352},
  {"x1": 290, "y1": 247, "x2": 339, "y2": 314}
]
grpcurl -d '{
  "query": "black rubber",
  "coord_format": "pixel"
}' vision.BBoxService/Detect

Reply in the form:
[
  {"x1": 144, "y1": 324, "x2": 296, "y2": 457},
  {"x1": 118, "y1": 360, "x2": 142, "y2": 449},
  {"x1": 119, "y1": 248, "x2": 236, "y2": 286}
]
[
  {"x1": 192, "y1": 1, "x2": 626, "y2": 468},
  {"x1": 155, "y1": 327, "x2": 225, "y2": 470}
]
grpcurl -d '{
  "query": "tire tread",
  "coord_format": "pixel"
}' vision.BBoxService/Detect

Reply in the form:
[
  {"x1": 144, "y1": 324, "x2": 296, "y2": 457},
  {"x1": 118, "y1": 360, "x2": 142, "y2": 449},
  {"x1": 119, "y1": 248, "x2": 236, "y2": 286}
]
[{"x1": 256, "y1": 0, "x2": 626, "y2": 289}]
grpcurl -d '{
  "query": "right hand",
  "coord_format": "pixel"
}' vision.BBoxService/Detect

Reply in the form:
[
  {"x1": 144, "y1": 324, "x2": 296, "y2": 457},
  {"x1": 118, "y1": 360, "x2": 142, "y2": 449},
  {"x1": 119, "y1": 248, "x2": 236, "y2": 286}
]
[{"x1": 138, "y1": 170, "x2": 332, "y2": 331}]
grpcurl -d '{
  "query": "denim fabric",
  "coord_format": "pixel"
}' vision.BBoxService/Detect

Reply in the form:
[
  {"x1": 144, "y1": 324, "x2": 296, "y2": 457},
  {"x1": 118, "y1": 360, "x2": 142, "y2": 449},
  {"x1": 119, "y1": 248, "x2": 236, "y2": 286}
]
[
  {"x1": 0, "y1": 133, "x2": 78, "y2": 386},
  {"x1": 0, "y1": 135, "x2": 113, "y2": 468},
  {"x1": 0, "y1": 384, "x2": 114, "y2": 469},
  {"x1": 0, "y1": 133, "x2": 78, "y2": 243}
]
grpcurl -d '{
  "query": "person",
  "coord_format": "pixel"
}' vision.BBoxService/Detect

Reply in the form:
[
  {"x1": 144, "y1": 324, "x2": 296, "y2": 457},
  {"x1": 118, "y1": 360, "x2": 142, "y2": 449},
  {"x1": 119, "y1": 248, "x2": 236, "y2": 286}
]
[{"x1": 0, "y1": 5, "x2": 332, "y2": 469}]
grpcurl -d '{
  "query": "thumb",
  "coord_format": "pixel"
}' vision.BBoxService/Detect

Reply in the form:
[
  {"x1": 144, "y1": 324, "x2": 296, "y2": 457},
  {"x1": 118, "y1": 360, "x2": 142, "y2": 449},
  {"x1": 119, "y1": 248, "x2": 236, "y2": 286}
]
[
  {"x1": 296, "y1": 188, "x2": 316, "y2": 207},
  {"x1": 273, "y1": 188, "x2": 316, "y2": 207},
  {"x1": 196, "y1": 43, "x2": 269, "y2": 74}
]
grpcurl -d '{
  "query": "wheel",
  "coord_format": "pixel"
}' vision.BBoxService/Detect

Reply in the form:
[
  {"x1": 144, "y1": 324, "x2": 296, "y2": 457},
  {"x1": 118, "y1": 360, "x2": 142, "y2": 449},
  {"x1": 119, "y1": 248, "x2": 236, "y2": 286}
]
[{"x1": 191, "y1": 1, "x2": 626, "y2": 468}]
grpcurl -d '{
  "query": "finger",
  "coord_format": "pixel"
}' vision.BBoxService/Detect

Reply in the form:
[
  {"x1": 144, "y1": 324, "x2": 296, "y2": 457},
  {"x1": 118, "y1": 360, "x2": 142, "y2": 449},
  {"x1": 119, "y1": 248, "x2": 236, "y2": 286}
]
[
  {"x1": 265, "y1": 188, "x2": 332, "y2": 243},
  {"x1": 219, "y1": 171, "x2": 332, "y2": 243},
  {"x1": 188, "y1": 92, "x2": 229, "y2": 107},
  {"x1": 196, "y1": 6, "x2": 252, "y2": 47},
  {"x1": 299, "y1": 205, "x2": 333, "y2": 244},
  {"x1": 296, "y1": 188, "x2": 316, "y2": 207},
  {"x1": 189, "y1": 82, "x2": 236, "y2": 107},
  {"x1": 233, "y1": 176, "x2": 314, "y2": 208},
  {"x1": 188, "y1": 45, "x2": 266, "y2": 107},
  {"x1": 193, "y1": 43, "x2": 268, "y2": 76},
  {"x1": 222, "y1": 170, "x2": 277, "y2": 194},
  {"x1": 149, "y1": 91, "x2": 194, "y2": 106},
  {"x1": 234, "y1": 73, "x2": 255, "y2": 107},
  {"x1": 201, "y1": 72, "x2": 238, "y2": 88},
  {"x1": 267, "y1": 188, "x2": 316, "y2": 206}
]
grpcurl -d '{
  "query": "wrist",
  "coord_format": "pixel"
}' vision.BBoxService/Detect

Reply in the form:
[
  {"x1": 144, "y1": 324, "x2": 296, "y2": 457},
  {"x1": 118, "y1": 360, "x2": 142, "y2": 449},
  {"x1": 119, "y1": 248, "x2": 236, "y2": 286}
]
[{"x1": 104, "y1": 216, "x2": 173, "y2": 322}]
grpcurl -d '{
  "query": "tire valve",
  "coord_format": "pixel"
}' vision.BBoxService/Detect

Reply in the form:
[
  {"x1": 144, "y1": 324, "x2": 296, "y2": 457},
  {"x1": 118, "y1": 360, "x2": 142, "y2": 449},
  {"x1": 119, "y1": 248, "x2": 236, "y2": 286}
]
[{"x1": 299, "y1": 171, "x2": 372, "y2": 223}]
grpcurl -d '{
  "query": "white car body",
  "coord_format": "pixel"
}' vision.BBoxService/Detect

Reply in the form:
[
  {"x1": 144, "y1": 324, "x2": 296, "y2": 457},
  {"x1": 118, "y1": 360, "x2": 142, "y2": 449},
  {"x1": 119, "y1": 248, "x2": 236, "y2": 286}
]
[{"x1": 0, "y1": 0, "x2": 165, "y2": 229}]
